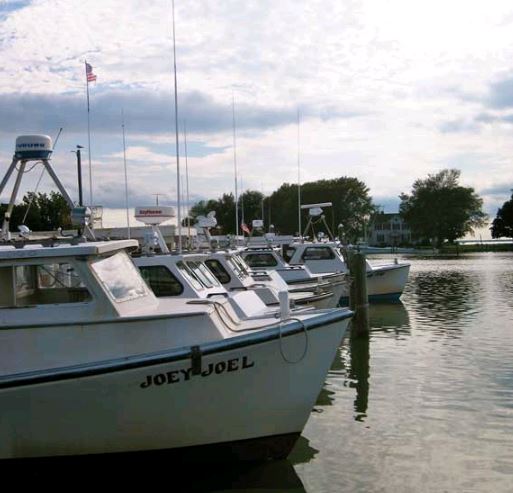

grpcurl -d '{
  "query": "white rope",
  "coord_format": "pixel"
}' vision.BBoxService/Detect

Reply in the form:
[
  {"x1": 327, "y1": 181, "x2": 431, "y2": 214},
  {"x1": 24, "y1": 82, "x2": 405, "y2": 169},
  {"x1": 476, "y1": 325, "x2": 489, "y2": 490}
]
[{"x1": 278, "y1": 316, "x2": 309, "y2": 364}]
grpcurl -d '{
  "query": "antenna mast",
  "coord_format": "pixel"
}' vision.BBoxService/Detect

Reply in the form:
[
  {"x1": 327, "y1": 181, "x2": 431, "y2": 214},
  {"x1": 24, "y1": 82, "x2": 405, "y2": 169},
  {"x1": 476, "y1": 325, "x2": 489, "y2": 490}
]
[
  {"x1": 171, "y1": 0, "x2": 182, "y2": 253},
  {"x1": 232, "y1": 94, "x2": 239, "y2": 242},
  {"x1": 297, "y1": 108, "x2": 302, "y2": 239},
  {"x1": 183, "y1": 121, "x2": 191, "y2": 244},
  {"x1": 122, "y1": 111, "x2": 131, "y2": 239}
]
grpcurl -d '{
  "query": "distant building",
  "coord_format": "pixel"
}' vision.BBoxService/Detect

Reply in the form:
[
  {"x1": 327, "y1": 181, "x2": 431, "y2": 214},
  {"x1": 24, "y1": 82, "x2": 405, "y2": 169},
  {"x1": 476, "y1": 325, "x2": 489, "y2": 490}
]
[{"x1": 368, "y1": 213, "x2": 414, "y2": 246}]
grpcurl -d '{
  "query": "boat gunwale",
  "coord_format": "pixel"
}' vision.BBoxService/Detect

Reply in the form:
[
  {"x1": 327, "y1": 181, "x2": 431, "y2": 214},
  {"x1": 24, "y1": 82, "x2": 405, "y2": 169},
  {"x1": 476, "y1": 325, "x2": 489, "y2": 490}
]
[{"x1": 0, "y1": 308, "x2": 352, "y2": 390}]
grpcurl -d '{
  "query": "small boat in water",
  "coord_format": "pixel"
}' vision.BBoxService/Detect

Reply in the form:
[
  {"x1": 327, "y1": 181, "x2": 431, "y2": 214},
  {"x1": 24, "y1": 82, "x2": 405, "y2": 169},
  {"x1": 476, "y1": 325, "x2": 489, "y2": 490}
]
[{"x1": 280, "y1": 241, "x2": 410, "y2": 302}]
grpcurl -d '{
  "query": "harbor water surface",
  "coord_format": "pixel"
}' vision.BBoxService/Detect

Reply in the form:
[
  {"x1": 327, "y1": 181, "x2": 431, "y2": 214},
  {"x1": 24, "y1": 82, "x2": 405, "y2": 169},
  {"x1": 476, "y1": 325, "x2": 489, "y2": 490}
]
[{"x1": 209, "y1": 252, "x2": 513, "y2": 492}]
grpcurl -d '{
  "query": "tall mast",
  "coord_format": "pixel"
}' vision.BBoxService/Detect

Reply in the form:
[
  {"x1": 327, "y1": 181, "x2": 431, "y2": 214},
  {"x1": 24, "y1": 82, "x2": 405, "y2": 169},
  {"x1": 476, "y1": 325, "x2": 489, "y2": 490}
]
[
  {"x1": 297, "y1": 108, "x2": 301, "y2": 238},
  {"x1": 183, "y1": 120, "x2": 191, "y2": 244},
  {"x1": 121, "y1": 110, "x2": 131, "y2": 239},
  {"x1": 171, "y1": 0, "x2": 182, "y2": 252},
  {"x1": 232, "y1": 94, "x2": 239, "y2": 241}
]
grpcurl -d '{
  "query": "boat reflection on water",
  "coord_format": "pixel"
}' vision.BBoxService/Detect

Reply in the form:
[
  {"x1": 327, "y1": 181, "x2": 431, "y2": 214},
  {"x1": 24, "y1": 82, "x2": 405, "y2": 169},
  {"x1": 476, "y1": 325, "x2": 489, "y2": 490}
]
[
  {"x1": 369, "y1": 300, "x2": 411, "y2": 336},
  {"x1": 348, "y1": 333, "x2": 370, "y2": 422},
  {"x1": 18, "y1": 453, "x2": 307, "y2": 491},
  {"x1": 288, "y1": 435, "x2": 320, "y2": 465},
  {"x1": 323, "y1": 301, "x2": 411, "y2": 421}
]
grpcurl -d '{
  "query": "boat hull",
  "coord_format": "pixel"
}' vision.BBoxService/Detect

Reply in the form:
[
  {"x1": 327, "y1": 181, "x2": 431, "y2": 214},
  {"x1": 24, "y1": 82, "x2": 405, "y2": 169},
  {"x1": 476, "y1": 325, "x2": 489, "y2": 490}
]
[
  {"x1": 339, "y1": 263, "x2": 410, "y2": 304},
  {"x1": 0, "y1": 314, "x2": 350, "y2": 461}
]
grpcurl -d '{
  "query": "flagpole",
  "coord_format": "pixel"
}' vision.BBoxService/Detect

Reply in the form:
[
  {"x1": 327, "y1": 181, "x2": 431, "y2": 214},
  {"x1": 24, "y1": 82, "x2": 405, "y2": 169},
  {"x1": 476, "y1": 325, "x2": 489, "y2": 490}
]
[
  {"x1": 232, "y1": 94, "x2": 239, "y2": 243},
  {"x1": 171, "y1": 0, "x2": 182, "y2": 253},
  {"x1": 85, "y1": 60, "x2": 93, "y2": 206},
  {"x1": 121, "y1": 110, "x2": 131, "y2": 239}
]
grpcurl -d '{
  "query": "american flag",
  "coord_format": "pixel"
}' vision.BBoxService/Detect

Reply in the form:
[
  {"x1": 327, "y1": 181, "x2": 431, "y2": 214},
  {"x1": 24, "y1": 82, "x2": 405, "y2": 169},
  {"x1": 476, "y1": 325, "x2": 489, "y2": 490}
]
[
  {"x1": 85, "y1": 62, "x2": 97, "y2": 82},
  {"x1": 241, "y1": 222, "x2": 251, "y2": 234}
]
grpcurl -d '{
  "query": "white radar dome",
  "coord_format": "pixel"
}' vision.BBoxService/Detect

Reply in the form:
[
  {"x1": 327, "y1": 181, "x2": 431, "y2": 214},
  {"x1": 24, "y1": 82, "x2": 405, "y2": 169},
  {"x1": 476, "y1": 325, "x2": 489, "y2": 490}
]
[
  {"x1": 135, "y1": 206, "x2": 175, "y2": 225},
  {"x1": 15, "y1": 135, "x2": 53, "y2": 160}
]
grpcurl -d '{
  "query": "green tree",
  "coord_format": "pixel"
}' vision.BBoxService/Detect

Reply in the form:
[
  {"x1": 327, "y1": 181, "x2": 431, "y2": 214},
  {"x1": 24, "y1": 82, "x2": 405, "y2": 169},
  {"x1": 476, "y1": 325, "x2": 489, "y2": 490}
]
[
  {"x1": 400, "y1": 169, "x2": 487, "y2": 247},
  {"x1": 239, "y1": 190, "x2": 264, "y2": 225},
  {"x1": 0, "y1": 192, "x2": 72, "y2": 232},
  {"x1": 491, "y1": 192, "x2": 513, "y2": 239},
  {"x1": 187, "y1": 194, "x2": 236, "y2": 234},
  {"x1": 267, "y1": 177, "x2": 374, "y2": 241}
]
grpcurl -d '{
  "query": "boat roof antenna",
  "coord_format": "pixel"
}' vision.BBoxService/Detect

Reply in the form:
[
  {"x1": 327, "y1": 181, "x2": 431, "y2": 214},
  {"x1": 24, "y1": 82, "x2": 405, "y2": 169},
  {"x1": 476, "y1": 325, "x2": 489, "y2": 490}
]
[
  {"x1": 0, "y1": 134, "x2": 96, "y2": 243},
  {"x1": 193, "y1": 211, "x2": 217, "y2": 250},
  {"x1": 300, "y1": 202, "x2": 334, "y2": 242}
]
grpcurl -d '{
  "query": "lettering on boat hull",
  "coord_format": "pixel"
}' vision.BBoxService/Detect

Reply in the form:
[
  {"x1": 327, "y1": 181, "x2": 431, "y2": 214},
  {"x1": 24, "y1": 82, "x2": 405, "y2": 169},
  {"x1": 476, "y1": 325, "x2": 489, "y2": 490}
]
[{"x1": 140, "y1": 356, "x2": 255, "y2": 389}]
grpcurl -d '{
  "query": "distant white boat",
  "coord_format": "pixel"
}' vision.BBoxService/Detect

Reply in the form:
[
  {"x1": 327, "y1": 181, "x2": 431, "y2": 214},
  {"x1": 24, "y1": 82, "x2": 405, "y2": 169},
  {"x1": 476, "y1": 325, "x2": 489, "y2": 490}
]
[{"x1": 284, "y1": 242, "x2": 410, "y2": 303}]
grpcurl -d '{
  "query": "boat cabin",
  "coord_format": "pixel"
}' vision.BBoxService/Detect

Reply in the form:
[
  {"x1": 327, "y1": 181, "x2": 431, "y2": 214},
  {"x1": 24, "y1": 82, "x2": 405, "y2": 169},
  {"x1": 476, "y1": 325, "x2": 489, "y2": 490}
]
[
  {"x1": 202, "y1": 250, "x2": 292, "y2": 306},
  {"x1": 284, "y1": 242, "x2": 351, "y2": 274},
  {"x1": 0, "y1": 240, "x2": 157, "y2": 327},
  {"x1": 241, "y1": 246, "x2": 318, "y2": 282},
  {"x1": 134, "y1": 252, "x2": 234, "y2": 299},
  {"x1": 133, "y1": 252, "x2": 291, "y2": 319}
]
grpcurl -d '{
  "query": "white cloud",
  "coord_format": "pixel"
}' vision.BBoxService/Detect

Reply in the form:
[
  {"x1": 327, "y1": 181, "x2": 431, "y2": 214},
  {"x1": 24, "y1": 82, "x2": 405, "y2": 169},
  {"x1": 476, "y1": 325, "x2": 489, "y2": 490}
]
[{"x1": 2, "y1": 0, "x2": 513, "y2": 238}]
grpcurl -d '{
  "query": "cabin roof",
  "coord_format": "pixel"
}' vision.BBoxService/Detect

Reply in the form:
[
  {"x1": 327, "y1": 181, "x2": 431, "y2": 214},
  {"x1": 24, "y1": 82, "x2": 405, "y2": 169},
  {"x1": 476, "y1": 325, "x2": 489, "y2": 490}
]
[{"x1": 0, "y1": 239, "x2": 139, "y2": 261}]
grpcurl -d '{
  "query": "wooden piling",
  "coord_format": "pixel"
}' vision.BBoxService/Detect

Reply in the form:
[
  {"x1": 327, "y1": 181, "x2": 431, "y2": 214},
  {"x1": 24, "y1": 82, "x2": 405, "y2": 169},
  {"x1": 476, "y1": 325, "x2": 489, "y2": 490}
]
[{"x1": 349, "y1": 251, "x2": 369, "y2": 334}]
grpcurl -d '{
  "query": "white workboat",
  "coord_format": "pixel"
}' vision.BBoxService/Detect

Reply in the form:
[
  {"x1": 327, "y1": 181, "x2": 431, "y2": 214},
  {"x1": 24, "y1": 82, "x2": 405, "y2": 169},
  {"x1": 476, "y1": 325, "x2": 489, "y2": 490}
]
[
  {"x1": 203, "y1": 249, "x2": 337, "y2": 310},
  {"x1": 130, "y1": 207, "x2": 336, "y2": 312},
  {"x1": 285, "y1": 242, "x2": 410, "y2": 302},
  {"x1": 240, "y1": 246, "x2": 348, "y2": 304},
  {"x1": 135, "y1": 251, "x2": 311, "y2": 319},
  {"x1": 0, "y1": 239, "x2": 353, "y2": 461}
]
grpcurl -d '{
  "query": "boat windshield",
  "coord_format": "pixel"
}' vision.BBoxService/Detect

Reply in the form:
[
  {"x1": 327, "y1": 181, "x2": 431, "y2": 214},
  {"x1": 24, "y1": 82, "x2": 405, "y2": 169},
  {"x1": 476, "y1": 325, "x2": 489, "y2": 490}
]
[
  {"x1": 232, "y1": 255, "x2": 251, "y2": 275},
  {"x1": 226, "y1": 256, "x2": 248, "y2": 280},
  {"x1": 185, "y1": 261, "x2": 220, "y2": 288},
  {"x1": 91, "y1": 252, "x2": 148, "y2": 302},
  {"x1": 243, "y1": 252, "x2": 278, "y2": 268},
  {"x1": 176, "y1": 261, "x2": 204, "y2": 290}
]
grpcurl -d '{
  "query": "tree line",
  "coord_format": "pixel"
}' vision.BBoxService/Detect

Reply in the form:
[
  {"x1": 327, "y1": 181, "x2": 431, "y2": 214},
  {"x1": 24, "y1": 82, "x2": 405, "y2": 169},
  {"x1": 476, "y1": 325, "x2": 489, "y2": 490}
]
[
  {"x1": 188, "y1": 177, "x2": 375, "y2": 242},
  {"x1": 0, "y1": 192, "x2": 71, "y2": 232},
  {"x1": 188, "y1": 169, "x2": 512, "y2": 246},
  {"x1": 2, "y1": 169, "x2": 512, "y2": 244}
]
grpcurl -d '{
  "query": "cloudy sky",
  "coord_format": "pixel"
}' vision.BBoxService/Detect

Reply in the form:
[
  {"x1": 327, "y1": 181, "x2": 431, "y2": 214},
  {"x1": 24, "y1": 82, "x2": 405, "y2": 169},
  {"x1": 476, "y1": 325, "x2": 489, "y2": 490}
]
[{"x1": 1, "y1": 0, "x2": 513, "y2": 235}]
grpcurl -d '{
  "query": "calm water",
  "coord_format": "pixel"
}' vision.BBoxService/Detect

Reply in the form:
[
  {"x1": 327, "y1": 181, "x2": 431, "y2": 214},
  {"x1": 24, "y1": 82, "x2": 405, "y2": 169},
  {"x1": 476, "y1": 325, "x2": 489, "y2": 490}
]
[
  {"x1": 25, "y1": 253, "x2": 513, "y2": 490},
  {"x1": 209, "y1": 252, "x2": 513, "y2": 492}
]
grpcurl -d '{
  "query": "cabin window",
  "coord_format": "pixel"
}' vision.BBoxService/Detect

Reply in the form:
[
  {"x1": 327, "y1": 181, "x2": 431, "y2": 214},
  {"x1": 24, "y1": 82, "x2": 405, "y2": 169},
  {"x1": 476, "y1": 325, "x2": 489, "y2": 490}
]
[
  {"x1": 139, "y1": 265, "x2": 184, "y2": 297},
  {"x1": 186, "y1": 261, "x2": 220, "y2": 288},
  {"x1": 0, "y1": 262, "x2": 91, "y2": 307},
  {"x1": 176, "y1": 261, "x2": 203, "y2": 290},
  {"x1": 302, "y1": 247, "x2": 336, "y2": 260},
  {"x1": 91, "y1": 252, "x2": 148, "y2": 302},
  {"x1": 244, "y1": 253, "x2": 278, "y2": 268},
  {"x1": 205, "y1": 259, "x2": 231, "y2": 284}
]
